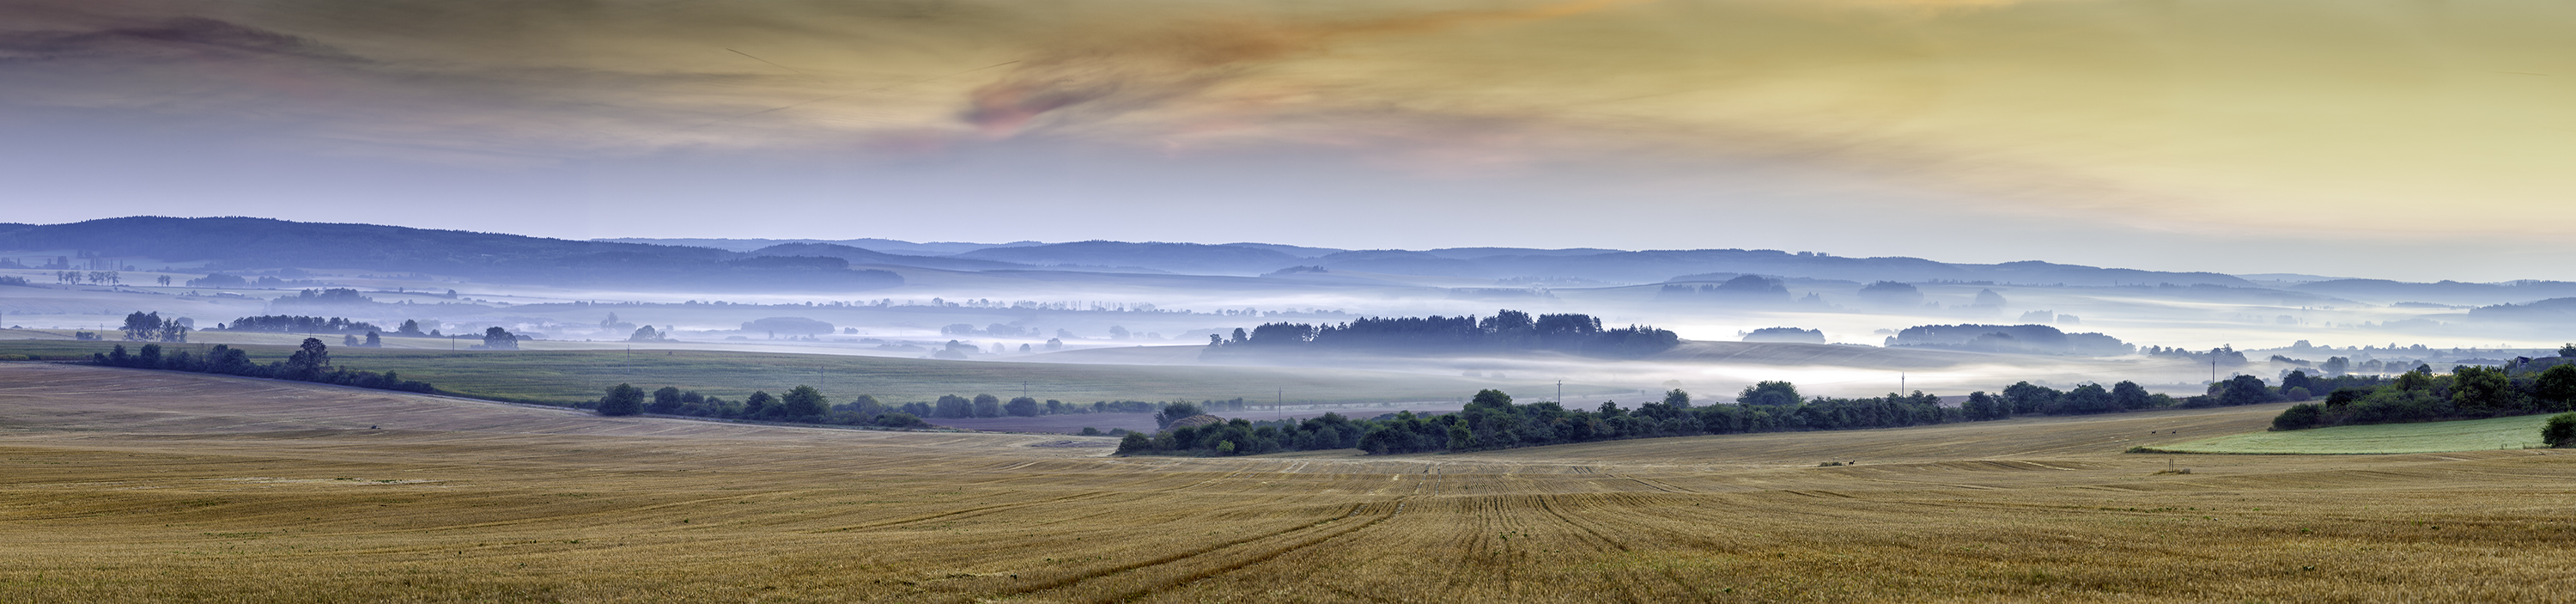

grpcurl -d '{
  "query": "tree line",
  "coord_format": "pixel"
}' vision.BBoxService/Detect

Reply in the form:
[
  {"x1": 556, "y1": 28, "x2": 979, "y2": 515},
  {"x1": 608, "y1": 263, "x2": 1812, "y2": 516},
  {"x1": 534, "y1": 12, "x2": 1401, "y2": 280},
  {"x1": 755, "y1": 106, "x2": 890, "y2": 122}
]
[
  {"x1": 1202, "y1": 309, "x2": 1680, "y2": 358},
  {"x1": 2272, "y1": 360, "x2": 2576, "y2": 430},
  {"x1": 585, "y1": 383, "x2": 1169, "y2": 428},
  {"x1": 1116, "y1": 376, "x2": 2243, "y2": 457},
  {"x1": 220, "y1": 315, "x2": 384, "y2": 334},
  {"x1": 88, "y1": 339, "x2": 434, "y2": 394}
]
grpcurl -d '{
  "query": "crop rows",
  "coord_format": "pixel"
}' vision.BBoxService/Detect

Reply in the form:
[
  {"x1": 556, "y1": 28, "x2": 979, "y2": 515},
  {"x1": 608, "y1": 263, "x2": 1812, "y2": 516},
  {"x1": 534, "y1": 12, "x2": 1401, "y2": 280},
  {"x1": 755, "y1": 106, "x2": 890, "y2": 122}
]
[{"x1": 6, "y1": 363, "x2": 2576, "y2": 601}]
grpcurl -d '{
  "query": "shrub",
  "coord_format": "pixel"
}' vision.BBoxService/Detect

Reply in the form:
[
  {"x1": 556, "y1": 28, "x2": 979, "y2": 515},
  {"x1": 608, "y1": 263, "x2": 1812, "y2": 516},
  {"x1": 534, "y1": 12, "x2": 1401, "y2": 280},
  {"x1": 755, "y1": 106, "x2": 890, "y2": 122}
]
[
  {"x1": 874, "y1": 412, "x2": 928, "y2": 429},
  {"x1": 2543, "y1": 412, "x2": 2576, "y2": 448},
  {"x1": 2271, "y1": 403, "x2": 2324, "y2": 431}
]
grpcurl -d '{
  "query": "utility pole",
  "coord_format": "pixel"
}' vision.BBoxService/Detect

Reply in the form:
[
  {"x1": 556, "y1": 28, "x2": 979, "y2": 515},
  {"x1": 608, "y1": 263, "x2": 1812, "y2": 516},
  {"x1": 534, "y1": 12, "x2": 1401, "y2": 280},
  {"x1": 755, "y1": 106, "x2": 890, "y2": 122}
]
[
  {"x1": 1900, "y1": 372, "x2": 1906, "y2": 394},
  {"x1": 1557, "y1": 379, "x2": 1564, "y2": 405}
]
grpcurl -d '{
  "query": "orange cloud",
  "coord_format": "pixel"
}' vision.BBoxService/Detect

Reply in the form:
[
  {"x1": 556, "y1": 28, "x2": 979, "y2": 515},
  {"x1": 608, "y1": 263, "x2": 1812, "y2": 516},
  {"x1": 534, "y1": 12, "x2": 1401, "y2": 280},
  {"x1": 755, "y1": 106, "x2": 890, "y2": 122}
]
[{"x1": 961, "y1": 0, "x2": 1649, "y2": 137}]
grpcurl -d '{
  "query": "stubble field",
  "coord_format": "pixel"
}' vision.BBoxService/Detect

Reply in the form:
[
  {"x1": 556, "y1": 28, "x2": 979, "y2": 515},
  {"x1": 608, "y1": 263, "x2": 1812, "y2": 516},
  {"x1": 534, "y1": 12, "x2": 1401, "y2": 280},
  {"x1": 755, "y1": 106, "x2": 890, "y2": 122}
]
[
  {"x1": 6, "y1": 363, "x2": 2576, "y2": 602},
  {"x1": 0, "y1": 339, "x2": 1563, "y2": 407}
]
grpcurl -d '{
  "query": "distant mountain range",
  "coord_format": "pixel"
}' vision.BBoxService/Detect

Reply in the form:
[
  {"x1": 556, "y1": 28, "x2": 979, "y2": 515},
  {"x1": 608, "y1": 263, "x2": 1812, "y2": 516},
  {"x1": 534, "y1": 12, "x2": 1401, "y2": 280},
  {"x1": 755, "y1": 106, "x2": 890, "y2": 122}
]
[
  {"x1": 5, "y1": 218, "x2": 2572, "y2": 306},
  {"x1": 0, "y1": 217, "x2": 901, "y2": 292},
  {"x1": 599, "y1": 237, "x2": 1046, "y2": 256},
  {"x1": 605, "y1": 237, "x2": 2263, "y2": 287}
]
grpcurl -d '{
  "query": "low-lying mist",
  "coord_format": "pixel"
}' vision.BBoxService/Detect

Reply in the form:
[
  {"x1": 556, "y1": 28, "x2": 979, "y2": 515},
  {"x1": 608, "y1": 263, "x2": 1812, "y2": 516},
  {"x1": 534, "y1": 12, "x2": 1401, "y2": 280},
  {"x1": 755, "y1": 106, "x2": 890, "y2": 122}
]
[{"x1": 8, "y1": 247, "x2": 2564, "y2": 406}]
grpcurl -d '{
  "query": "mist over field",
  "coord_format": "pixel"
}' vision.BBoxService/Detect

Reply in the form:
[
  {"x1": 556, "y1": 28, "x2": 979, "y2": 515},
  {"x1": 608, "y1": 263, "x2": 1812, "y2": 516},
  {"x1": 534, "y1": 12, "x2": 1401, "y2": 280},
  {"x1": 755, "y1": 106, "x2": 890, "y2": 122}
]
[{"x1": 5, "y1": 217, "x2": 2569, "y2": 404}]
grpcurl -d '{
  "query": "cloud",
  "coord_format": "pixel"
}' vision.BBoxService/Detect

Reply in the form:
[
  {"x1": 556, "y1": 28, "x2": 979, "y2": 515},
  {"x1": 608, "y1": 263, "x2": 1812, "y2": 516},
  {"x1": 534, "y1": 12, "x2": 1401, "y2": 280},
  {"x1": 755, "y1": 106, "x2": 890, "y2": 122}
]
[
  {"x1": 0, "y1": 16, "x2": 355, "y2": 63},
  {"x1": 1, "y1": 0, "x2": 2570, "y2": 253},
  {"x1": 960, "y1": 0, "x2": 1647, "y2": 137}
]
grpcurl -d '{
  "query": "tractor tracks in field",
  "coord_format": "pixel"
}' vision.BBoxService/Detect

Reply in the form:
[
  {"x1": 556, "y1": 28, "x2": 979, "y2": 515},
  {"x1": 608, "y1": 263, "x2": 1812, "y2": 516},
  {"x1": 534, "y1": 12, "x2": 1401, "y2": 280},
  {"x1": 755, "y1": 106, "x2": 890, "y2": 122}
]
[
  {"x1": 1534, "y1": 494, "x2": 1631, "y2": 554},
  {"x1": 997, "y1": 498, "x2": 1407, "y2": 603},
  {"x1": 314, "y1": 489, "x2": 830, "y2": 539},
  {"x1": 807, "y1": 490, "x2": 1122, "y2": 534},
  {"x1": 1613, "y1": 473, "x2": 1694, "y2": 493}
]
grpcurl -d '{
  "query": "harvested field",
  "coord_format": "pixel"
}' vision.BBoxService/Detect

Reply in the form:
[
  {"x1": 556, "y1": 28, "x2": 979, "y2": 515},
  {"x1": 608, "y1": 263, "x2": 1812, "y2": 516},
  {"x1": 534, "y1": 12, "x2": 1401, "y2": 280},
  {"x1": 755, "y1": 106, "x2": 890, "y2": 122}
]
[
  {"x1": 2154, "y1": 413, "x2": 2554, "y2": 455},
  {"x1": 0, "y1": 340, "x2": 1559, "y2": 406},
  {"x1": 6, "y1": 363, "x2": 2576, "y2": 602}
]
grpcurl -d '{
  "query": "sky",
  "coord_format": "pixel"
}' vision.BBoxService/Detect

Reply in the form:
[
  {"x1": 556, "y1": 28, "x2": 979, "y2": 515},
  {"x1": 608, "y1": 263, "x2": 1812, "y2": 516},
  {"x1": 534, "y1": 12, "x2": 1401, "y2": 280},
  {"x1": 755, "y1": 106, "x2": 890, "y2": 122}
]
[{"x1": 1, "y1": 0, "x2": 2570, "y2": 282}]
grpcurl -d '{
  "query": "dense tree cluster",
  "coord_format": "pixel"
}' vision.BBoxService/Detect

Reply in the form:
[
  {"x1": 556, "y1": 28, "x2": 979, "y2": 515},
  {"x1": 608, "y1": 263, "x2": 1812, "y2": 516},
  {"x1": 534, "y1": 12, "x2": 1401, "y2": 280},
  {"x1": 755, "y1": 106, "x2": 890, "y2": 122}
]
[
  {"x1": 118, "y1": 312, "x2": 190, "y2": 342},
  {"x1": 589, "y1": 383, "x2": 1158, "y2": 429},
  {"x1": 478, "y1": 326, "x2": 520, "y2": 350},
  {"x1": 220, "y1": 315, "x2": 384, "y2": 334},
  {"x1": 2272, "y1": 364, "x2": 2576, "y2": 430},
  {"x1": 1885, "y1": 324, "x2": 2134, "y2": 356},
  {"x1": 916, "y1": 394, "x2": 1163, "y2": 418},
  {"x1": 1116, "y1": 412, "x2": 1367, "y2": 456},
  {"x1": 600, "y1": 383, "x2": 919, "y2": 426},
  {"x1": 1204, "y1": 309, "x2": 1680, "y2": 358},
  {"x1": 1119, "y1": 380, "x2": 2190, "y2": 457},
  {"x1": 89, "y1": 339, "x2": 434, "y2": 394},
  {"x1": 269, "y1": 288, "x2": 376, "y2": 307}
]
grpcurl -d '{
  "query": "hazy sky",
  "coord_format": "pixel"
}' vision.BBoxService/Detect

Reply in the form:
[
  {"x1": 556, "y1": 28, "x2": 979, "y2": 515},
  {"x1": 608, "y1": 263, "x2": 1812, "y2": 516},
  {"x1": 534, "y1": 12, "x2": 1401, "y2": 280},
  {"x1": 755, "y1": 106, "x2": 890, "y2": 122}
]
[{"x1": 3, "y1": 0, "x2": 2569, "y2": 281}]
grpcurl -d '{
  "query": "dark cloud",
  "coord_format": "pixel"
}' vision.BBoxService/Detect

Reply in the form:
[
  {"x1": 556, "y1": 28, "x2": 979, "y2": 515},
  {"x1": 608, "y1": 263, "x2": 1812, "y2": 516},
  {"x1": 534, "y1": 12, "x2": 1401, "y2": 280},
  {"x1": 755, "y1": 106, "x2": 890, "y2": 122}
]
[{"x1": 0, "y1": 17, "x2": 361, "y2": 63}]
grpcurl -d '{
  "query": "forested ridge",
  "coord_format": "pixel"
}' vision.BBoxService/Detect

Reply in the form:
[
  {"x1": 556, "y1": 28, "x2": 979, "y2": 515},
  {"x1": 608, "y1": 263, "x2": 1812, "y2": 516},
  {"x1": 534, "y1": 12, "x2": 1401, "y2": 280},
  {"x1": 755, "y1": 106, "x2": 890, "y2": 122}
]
[
  {"x1": 1202, "y1": 309, "x2": 1680, "y2": 358},
  {"x1": 0, "y1": 217, "x2": 900, "y2": 291}
]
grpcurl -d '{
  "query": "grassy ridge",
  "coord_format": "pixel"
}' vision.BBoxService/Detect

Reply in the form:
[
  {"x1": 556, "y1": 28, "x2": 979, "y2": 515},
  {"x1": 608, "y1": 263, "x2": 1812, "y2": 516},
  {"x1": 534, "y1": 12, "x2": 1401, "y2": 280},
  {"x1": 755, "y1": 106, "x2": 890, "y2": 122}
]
[
  {"x1": 0, "y1": 340, "x2": 1545, "y2": 406},
  {"x1": 2150, "y1": 413, "x2": 2552, "y2": 454}
]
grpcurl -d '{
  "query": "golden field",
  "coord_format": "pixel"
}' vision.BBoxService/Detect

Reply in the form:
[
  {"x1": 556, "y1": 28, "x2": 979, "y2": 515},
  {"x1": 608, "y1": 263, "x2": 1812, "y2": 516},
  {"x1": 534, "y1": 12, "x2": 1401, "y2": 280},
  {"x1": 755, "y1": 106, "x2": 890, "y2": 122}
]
[{"x1": 5, "y1": 363, "x2": 2575, "y2": 602}]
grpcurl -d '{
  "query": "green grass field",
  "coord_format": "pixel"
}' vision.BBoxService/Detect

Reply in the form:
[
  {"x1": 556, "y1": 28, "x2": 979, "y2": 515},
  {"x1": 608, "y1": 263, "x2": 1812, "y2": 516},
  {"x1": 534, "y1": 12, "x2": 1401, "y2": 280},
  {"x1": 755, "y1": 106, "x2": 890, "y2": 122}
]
[
  {"x1": 0, "y1": 339, "x2": 1572, "y2": 406},
  {"x1": 2151, "y1": 413, "x2": 2555, "y2": 454}
]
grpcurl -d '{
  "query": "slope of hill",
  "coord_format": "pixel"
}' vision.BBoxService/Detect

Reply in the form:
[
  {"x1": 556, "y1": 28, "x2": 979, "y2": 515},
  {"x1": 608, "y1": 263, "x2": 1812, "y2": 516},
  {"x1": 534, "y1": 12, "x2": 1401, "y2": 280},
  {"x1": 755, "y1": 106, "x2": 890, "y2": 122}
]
[
  {"x1": 2465, "y1": 297, "x2": 2576, "y2": 323},
  {"x1": 953, "y1": 241, "x2": 1309, "y2": 275},
  {"x1": 595, "y1": 237, "x2": 1046, "y2": 255},
  {"x1": 0, "y1": 217, "x2": 901, "y2": 291},
  {"x1": 1308, "y1": 247, "x2": 2255, "y2": 286},
  {"x1": 2293, "y1": 278, "x2": 2576, "y2": 306},
  {"x1": 0, "y1": 217, "x2": 724, "y2": 269},
  {"x1": 746, "y1": 242, "x2": 1031, "y2": 271}
]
